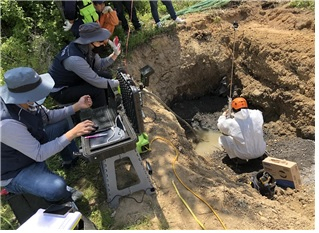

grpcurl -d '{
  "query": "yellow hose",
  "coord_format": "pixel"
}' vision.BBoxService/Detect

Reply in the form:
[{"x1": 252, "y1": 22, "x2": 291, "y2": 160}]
[
  {"x1": 150, "y1": 136, "x2": 227, "y2": 230},
  {"x1": 172, "y1": 180, "x2": 206, "y2": 229}
]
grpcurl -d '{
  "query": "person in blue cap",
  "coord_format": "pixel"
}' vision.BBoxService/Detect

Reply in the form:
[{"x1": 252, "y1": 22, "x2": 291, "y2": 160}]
[
  {"x1": 0, "y1": 67, "x2": 96, "y2": 202},
  {"x1": 49, "y1": 22, "x2": 121, "y2": 108}
]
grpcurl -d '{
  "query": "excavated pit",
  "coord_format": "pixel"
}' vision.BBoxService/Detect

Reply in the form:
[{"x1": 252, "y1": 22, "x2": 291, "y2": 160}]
[
  {"x1": 127, "y1": 21, "x2": 314, "y2": 140},
  {"x1": 124, "y1": 4, "x2": 315, "y2": 183},
  {"x1": 112, "y1": 2, "x2": 315, "y2": 229}
]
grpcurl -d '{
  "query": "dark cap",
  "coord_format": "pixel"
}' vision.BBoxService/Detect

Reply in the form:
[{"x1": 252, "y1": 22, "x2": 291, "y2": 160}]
[{"x1": 74, "y1": 22, "x2": 111, "y2": 45}]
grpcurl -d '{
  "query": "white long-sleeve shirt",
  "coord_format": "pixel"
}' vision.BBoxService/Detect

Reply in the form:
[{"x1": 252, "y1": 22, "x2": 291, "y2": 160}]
[{"x1": 217, "y1": 108, "x2": 266, "y2": 160}]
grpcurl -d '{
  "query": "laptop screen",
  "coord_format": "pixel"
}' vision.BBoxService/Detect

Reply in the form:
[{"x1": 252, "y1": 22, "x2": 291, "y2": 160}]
[{"x1": 79, "y1": 106, "x2": 116, "y2": 132}]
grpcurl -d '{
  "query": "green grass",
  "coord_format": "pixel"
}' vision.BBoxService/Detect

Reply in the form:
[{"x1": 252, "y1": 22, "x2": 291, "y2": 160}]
[
  {"x1": 0, "y1": 203, "x2": 18, "y2": 230},
  {"x1": 123, "y1": 216, "x2": 153, "y2": 230},
  {"x1": 289, "y1": 0, "x2": 315, "y2": 10}
]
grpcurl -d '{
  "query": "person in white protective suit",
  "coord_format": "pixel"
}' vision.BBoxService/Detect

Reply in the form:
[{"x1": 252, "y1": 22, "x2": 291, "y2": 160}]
[{"x1": 217, "y1": 97, "x2": 266, "y2": 162}]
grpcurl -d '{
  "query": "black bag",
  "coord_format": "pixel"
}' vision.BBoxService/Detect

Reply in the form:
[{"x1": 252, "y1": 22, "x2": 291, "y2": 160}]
[
  {"x1": 251, "y1": 171, "x2": 276, "y2": 199},
  {"x1": 5, "y1": 193, "x2": 52, "y2": 224}
]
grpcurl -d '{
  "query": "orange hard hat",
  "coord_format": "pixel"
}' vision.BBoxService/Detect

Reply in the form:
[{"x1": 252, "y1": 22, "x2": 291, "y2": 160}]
[{"x1": 231, "y1": 97, "x2": 248, "y2": 110}]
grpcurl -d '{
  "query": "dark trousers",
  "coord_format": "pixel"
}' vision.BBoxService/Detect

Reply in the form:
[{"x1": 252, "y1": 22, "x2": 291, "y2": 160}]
[
  {"x1": 149, "y1": 0, "x2": 177, "y2": 23},
  {"x1": 50, "y1": 83, "x2": 106, "y2": 109},
  {"x1": 70, "y1": 19, "x2": 84, "y2": 38},
  {"x1": 112, "y1": 1, "x2": 141, "y2": 31},
  {"x1": 50, "y1": 70, "x2": 112, "y2": 109}
]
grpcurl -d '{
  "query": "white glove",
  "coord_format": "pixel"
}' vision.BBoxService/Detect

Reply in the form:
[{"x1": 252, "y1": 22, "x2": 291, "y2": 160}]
[
  {"x1": 108, "y1": 40, "x2": 121, "y2": 56},
  {"x1": 102, "y1": 6, "x2": 113, "y2": 14},
  {"x1": 108, "y1": 79, "x2": 119, "y2": 89},
  {"x1": 63, "y1": 20, "x2": 73, "y2": 31}
]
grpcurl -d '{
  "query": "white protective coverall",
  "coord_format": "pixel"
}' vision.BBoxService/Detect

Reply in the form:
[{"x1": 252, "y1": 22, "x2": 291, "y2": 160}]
[{"x1": 217, "y1": 108, "x2": 266, "y2": 160}]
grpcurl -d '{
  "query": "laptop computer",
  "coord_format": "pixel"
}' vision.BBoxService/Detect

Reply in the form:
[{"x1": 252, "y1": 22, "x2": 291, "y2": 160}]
[
  {"x1": 79, "y1": 106, "x2": 117, "y2": 134},
  {"x1": 84, "y1": 114, "x2": 130, "y2": 151}
]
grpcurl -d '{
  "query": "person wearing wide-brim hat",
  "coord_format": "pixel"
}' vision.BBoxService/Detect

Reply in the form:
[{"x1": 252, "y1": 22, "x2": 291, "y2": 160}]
[
  {"x1": 0, "y1": 67, "x2": 97, "y2": 203},
  {"x1": 49, "y1": 22, "x2": 121, "y2": 108}
]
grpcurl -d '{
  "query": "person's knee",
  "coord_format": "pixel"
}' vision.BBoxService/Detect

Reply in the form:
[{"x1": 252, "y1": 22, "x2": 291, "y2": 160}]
[
  {"x1": 95, "y1": 70, "x2": 112, "y2": 79},
  {"x1": 45, "y1": 178, "x2": 70, "y2": 202},
  {"x1": 49, "y1": 91, "x2": 70, "y2": 105}
]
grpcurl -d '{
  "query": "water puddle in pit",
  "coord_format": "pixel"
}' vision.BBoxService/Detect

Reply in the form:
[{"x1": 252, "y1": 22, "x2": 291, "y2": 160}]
[{"x1": 193, "y1": 130, "x2": 223, "y2": 157}]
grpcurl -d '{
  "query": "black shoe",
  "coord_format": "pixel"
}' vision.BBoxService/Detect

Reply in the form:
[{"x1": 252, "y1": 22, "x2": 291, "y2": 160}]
[{"x1": 61, "y1": 156, "x2": 79, "y2": 169}]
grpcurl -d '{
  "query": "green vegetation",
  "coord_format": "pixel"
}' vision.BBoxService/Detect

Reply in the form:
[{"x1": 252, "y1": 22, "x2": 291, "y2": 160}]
[
  {"x1": 289, "y1": 0, "x2": 315, "y2": 10},
  {"x1": 0, "y1": 0, "x2": 197, "y2": 80},
  {"x1": 0, "y1": 0, "x2": 73, "y2": 78},
  {"x1": 3, "y1": 0, "x2": 313, "y2": 230}
]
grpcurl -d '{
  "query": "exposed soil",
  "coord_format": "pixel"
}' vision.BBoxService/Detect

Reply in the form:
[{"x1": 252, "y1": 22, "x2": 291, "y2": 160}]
[
  {"x1": 0, "y1": 1, "x2": 315, "y2": 230},
  {"x1": 95, "y1": 1, "x2": 315, "y2": 230}
]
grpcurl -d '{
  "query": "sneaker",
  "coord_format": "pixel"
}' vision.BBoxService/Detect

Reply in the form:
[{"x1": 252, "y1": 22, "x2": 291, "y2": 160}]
[
  {"x1": 175, "y1": 17, "x2": 185, "y2": 24},
  {"x1": 65, "y1": 201, "x2": 79, "y2": 211},
  {"x1": 72, "y1": 190, "x2": 83, "y2": 202},
  {"x1": 156, "y1": 22, "x2": 162, "y2": 28},
  {"x1": 67, "y1": 186, "x2": 84, "y2": 202}
]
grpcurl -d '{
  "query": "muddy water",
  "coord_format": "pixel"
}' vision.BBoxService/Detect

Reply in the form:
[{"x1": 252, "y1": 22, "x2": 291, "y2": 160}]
[
  {"x1": 193, "y1": 130, "x2": 223, "y2": 156},
  {"x1": 170, "y1": 94, "x2": 227, "y2": 157}
]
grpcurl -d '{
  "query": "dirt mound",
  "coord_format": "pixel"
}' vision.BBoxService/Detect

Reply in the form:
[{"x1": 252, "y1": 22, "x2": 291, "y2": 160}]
[
  {"x1": 108, "y1": 1, "x2": 314, "y2": 230},
  {"x1": 126, "y1": 1, "x2": 314, "y2": 140}
]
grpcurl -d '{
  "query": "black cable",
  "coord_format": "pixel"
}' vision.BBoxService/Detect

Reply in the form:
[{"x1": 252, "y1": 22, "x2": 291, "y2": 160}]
[{"x1": 106, "y1": 187, "x2": 155, "y2": 204}]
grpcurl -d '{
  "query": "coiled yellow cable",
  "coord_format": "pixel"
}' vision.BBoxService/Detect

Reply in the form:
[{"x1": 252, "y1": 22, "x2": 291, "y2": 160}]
[{"x1": 150, "y1": 136, "x2": 227, "y2": 230}]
